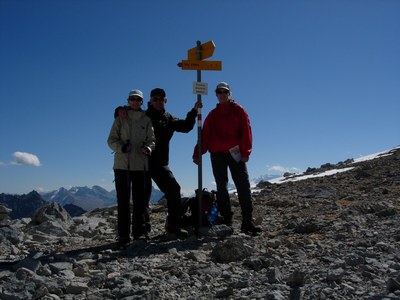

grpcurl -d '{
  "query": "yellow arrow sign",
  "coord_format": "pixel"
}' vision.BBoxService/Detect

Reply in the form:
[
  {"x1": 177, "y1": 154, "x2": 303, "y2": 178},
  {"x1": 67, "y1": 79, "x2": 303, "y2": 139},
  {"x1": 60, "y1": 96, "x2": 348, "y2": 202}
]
[
  {"x1": 187, "y1": 40, "x2": 216, "y2": 60},
  {"x1": 179, "y1": 60, "x2": 222, "y2": 71}
]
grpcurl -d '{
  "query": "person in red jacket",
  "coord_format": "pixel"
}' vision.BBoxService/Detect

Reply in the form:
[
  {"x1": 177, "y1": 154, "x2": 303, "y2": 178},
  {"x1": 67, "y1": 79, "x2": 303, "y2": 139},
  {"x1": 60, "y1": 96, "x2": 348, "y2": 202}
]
[{"x1": 193, "y1": 82, "x2": 261, "y2": 234}]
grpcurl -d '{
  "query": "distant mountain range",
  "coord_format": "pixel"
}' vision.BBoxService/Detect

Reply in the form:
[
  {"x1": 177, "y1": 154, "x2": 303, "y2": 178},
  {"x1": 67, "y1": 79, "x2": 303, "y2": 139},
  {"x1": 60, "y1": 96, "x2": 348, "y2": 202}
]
[
  {"x1": 0, "y1": 176, "x2": 276, "y2": 220},
  {"x1": 41, "y1": 185, "x2": 116, "y2": 212},
  {"x1": 0, "y1": 186, "x2": 165, "y2": 220},
  {"x1": 41, "y1": 185, "x2": 165, "y2": 211},
  {"x1": 0, "y1": 190, "x2": 87, "y2": 219},
  {"x1": 2, "y1": 147, "x2": 399, "y2": 222},
  {"x1": 0, "y1": 191, "x2": 47, "y2": 219}
]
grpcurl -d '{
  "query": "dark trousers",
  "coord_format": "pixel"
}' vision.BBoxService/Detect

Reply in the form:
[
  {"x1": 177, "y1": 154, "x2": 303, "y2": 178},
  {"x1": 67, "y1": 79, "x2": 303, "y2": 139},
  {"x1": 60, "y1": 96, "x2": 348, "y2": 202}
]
[
  {"x1": 210, "y1": 152, "x2": 253, "y2": 222},
  {"x1": 150, "y1": 165, "x2": 182, "y2": 232},
  {"x1": 114, "y1": 169, "x2": 151, "y2": 239}
]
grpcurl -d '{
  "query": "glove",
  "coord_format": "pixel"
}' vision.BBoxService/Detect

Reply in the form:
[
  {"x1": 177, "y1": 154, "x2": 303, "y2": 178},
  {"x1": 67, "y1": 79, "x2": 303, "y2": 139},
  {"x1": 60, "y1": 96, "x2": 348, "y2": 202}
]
[
  {"x1": 121, "y1": 143, "x2": 131, "y2": 153},
  {"x1": 142, "y1": 146, "x2": 151, "y2": 156}
]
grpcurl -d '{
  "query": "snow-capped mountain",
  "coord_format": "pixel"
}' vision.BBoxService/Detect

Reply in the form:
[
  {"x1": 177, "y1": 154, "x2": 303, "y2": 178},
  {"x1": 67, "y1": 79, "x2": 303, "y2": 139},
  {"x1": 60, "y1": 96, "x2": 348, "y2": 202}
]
[
  {"x1": 41, "y1": 185, "x2": 165, "y2": 212},
  {"x1": 251, "y1": 174, "x2": 281, "y2": 185},
  {"x1": 41, "y1": 185, "x2": 117, "y2": 212}
]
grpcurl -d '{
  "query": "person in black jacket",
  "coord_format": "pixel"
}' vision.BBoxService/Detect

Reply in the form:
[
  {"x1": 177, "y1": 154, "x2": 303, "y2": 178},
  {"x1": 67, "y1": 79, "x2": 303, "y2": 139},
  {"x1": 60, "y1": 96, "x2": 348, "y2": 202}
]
[
  {"x1": 147, "y1": 88, "x2": 201, "y2": 238},
  {"x1": 114, "y1": 88, "x2": 201, "y2": 238}
]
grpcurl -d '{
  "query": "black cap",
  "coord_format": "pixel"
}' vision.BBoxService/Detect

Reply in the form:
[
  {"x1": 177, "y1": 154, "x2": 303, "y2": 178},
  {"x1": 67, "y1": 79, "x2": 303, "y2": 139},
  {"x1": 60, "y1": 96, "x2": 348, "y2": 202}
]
[{"x1": 150, "y1": 88, "x2": 166, "y2": 98}]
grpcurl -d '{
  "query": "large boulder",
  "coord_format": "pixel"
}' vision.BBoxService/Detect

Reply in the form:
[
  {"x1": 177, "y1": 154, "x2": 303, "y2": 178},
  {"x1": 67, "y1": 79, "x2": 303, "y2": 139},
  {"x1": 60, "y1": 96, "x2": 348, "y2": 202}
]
[
  {"x1": 26, "y1": 202, "x2": 72, "y2": 236},
  {"x1": 30, "y1": 202, "x2": 71, "y2": 225}
]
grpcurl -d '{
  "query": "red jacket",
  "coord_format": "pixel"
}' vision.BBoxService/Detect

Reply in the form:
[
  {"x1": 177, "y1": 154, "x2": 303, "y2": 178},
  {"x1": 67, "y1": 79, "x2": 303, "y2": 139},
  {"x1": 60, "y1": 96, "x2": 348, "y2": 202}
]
[{"x1": 193, "y1": 100, "x2": 252, "y2": 159}]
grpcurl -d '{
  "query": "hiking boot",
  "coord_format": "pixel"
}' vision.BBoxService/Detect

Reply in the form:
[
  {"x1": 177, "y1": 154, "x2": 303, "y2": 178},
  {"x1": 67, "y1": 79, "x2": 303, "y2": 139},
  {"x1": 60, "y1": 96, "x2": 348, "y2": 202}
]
[
  {"x1": 133, "y1": 232, "x2": 149, "y2": 240},
  {"x1": 133, "y1": 223, "x2": 151, "y2": 240},
  {"x1": 134, "y1": 234, "x2": 149, "y2": 241},
  {"x1": 241, "y1": 221, "x2": 262, "y2": 235},
  {"x1": 164, "y1": 228, "x2": 188, "y2": 240}
]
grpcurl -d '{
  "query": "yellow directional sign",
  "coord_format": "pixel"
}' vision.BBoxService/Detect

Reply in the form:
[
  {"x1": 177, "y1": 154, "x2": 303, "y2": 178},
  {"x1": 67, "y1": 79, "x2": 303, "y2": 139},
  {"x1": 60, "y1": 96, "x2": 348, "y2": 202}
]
[
  {"x1": 179, "y1": 60, "x2": 222, "y2": 71},
  {"x1": 187, "y1": 40, "x2": 216, "y2": 60}
]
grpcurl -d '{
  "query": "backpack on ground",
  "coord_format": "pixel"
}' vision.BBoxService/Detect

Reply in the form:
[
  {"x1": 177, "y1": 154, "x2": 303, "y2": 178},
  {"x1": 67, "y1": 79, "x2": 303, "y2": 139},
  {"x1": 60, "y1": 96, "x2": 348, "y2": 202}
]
[{"x1": 181, "y1": 188, "x2": 218, "y2": 229}]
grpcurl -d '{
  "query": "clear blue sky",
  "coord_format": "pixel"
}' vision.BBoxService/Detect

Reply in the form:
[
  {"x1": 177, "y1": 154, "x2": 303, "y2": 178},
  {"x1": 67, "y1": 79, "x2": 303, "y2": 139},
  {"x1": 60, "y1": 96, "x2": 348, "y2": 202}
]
[{"x1": 1, "y1": 0, "x2": 399, "y2": 195}]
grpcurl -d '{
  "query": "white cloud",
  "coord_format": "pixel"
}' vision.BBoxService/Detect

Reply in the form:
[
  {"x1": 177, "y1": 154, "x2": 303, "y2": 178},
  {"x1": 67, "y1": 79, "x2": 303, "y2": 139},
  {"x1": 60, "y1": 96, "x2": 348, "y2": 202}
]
[
  {"x1": 268, "y1": 165, "x2": 287, "y2": 172},
  {"x1": 266, "y1": 165, "x2": 301, "y2": 175},
  {"x1": 13, "y1": 152, "x2": 41, "y2": 167}
]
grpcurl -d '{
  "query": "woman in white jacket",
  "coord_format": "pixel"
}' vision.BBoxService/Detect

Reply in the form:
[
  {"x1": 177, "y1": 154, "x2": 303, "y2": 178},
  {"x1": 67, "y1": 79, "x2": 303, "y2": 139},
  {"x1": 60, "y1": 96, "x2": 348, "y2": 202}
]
[{"x1": 108, "y1": 89, "x2": 155, "y2": 244}]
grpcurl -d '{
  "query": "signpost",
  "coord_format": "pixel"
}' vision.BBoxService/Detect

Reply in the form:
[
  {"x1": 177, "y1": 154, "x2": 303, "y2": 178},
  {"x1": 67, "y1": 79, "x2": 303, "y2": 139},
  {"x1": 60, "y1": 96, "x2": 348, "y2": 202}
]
[
  {"x1": 187, "y1": 40, "x2": 215, "y2": 60},
  {"x1": 179, "y1": 60, "x2": 222, "y2": 71},
  {"x1": 178, "y1": 40, "x2": 222, "y2": 235},
  {"x1": 192, "y1": 82, "x2": 208, "y2": 95}
]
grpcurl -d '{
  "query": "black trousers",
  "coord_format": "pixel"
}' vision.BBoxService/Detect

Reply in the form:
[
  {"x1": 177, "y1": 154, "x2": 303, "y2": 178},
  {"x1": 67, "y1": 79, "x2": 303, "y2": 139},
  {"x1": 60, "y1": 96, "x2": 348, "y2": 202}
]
[
  {"x1": 150, "y1": 165, "x2": 182, "y2": 232},
  {"x1": 114, "y1": 169, "x2": 151, "y2": 239},
  {"x1": 210, "y1": 152, "x2": 253, "y2": 222}
]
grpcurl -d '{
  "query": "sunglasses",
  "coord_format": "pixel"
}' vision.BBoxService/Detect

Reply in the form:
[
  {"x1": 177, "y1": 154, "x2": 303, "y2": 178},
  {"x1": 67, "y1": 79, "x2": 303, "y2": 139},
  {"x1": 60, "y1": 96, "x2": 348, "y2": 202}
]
[
  {"x1": 128, "y1": 97, "x2": 142, "y2": 102},
  {"x1": 216, "y1": 90, "x2": 229, "y2": 94},
  {"x1": 151, "y1": 97, "x2": 165, "y2": 102}
]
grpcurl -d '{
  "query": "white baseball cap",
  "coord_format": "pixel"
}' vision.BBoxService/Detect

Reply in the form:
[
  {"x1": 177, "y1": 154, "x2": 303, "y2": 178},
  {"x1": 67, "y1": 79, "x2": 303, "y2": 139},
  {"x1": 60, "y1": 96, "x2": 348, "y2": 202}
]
[
  {"x1": 215, "y1": 82, "x2": 230, "y2": 91},
  {"x1": 128, "y1": 89, "x2": 143, "y2": 99}
]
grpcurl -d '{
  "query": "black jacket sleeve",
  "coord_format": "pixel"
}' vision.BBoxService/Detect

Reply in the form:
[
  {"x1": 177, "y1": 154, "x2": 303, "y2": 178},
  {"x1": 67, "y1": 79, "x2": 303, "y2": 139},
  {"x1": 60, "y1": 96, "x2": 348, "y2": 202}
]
[{"x1": 170, "y1": 108, "x2": 197, "y2": 133}]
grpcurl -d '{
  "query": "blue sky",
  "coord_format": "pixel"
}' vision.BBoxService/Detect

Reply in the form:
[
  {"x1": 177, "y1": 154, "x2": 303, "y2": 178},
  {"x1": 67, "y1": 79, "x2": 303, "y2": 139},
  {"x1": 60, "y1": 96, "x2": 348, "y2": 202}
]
[{"x1": 1, "y1": 0, "x2": 399, "y2": 195}]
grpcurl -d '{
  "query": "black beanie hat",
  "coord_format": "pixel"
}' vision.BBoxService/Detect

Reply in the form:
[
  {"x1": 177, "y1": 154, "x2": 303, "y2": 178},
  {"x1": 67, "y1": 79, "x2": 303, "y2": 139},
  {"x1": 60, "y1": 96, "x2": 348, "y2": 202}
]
[{"x1": 150, "y1": 88, "x2": 166, "y2": 98}]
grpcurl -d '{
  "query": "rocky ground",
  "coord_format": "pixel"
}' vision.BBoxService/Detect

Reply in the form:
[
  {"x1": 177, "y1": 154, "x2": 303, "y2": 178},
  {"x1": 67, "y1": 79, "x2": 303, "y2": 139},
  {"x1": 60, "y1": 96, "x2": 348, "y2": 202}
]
[{"x1": 1, "y1": 147, "x2": 399, "y2": 299}]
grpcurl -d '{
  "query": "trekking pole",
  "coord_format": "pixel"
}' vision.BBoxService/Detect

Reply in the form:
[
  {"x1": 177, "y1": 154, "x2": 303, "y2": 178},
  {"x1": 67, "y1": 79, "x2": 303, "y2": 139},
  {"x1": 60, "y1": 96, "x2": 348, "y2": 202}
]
[
  {"x1": 142, "y1": 142, "x2": 149, "y2": 195},
  {"x1": 196, "y1": 40, "x2": 203, "y2": 234},
  {"x1": 142, "y1": 143, "x2": 146, "y2": 190},
  {"x1": 126, "y1": 139, "x2": 131, "y2": 198},
  {"x1": 143, "y1": 142, "x2": 149, "y2": 235}
]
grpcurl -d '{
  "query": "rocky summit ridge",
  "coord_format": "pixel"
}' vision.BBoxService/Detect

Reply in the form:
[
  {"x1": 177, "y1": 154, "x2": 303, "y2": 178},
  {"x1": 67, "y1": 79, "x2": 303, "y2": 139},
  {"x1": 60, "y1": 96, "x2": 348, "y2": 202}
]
[{"x1": 0, "y1": 147, "x2": 399, "y2": 299}]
